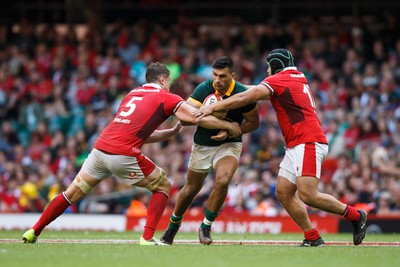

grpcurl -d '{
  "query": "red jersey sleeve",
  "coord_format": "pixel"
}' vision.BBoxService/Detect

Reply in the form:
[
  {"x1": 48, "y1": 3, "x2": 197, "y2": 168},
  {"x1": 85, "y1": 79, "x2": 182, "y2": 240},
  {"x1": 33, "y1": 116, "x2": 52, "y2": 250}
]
[{"x1": 162, "y1": 92, "x2": 185, "y2": 115}]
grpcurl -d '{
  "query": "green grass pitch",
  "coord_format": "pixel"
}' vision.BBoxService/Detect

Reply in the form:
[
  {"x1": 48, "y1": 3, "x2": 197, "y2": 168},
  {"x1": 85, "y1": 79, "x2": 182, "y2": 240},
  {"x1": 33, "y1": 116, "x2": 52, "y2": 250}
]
[{"x1": 1, "y1": 230, "x2": 399, "y2": 267}]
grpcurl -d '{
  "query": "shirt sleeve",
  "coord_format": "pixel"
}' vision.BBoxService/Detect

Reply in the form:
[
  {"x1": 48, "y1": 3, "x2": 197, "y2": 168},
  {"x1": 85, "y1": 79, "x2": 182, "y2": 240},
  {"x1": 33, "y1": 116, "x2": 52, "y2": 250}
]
[
  {"x1": 189, "y1": 81, "x2": 215, "y2": 105},
  {"x1": 261, "y1": 76, "x2": 281, "y2": 95},
  {"x1": 164, "y1": 93, "x2": 185, "y2": 115}
]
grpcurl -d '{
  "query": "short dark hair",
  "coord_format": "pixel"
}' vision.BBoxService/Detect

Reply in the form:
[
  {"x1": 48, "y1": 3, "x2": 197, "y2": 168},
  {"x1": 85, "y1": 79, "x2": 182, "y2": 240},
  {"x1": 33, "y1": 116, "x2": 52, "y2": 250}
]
[
  {"x1": 211, "y1": 56, "x2": 234, "y2": 72},
  {"x1": 145, "y1": 62, "x2": 170, "y2": 83},
  {"x1": 266, "y1": 48, "x2": 295, "y2": 74}
]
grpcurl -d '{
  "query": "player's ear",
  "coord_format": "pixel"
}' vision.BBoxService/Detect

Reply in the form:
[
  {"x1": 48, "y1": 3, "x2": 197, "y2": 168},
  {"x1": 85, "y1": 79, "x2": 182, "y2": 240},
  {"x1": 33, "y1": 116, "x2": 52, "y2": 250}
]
[
  {"x1": 159, "y1": 75, "x2": 168, "y2": 86},
  {"x1": 231, "y1": 72, "x2": 236, "y2": 78}
]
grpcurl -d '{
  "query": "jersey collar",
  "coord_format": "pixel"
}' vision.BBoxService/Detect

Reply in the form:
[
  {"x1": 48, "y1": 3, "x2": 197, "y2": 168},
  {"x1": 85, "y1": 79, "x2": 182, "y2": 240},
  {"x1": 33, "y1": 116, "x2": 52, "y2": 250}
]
[
  {"x1": 142, "y1": 83, "x2": 163, "y2": 89},
  {"x1": 283, "y1": 66, "x2": 297, "y2": 71},
  {"x1": 213, "y1": 79, "x2": 236, "y2": 97}
]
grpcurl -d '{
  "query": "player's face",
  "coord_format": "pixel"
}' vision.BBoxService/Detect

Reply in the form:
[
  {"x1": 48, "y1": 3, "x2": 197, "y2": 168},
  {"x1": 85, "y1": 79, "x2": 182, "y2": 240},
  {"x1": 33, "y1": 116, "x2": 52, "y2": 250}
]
[
  {"x1": 212, "y1": 67, "x2": 234, "y2": 94},
  {"x1": 266, "y1": 62, "x2": 272, "y2": 76}
]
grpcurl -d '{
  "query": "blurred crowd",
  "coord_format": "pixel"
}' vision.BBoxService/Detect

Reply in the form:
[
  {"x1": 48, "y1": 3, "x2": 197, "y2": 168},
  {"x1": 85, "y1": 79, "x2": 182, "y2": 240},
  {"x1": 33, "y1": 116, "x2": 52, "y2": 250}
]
[{"x1": 1, "y1": 14, "x2": 400, "y2": 216}]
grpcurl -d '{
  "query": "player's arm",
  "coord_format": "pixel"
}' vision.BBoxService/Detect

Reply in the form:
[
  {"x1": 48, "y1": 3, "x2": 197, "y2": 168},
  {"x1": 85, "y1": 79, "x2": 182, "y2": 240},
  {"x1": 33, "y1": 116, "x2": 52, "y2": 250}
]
[
  {"x1": 144, "y1": 122, "x2": 182, "y2": 144},
  {"x1": 182, "y1": 98, "x2": 227, "y2": 125},
  {"x1": 175, "y1": 102, "x2": 242, "y2": 138},
  {"x1": 211, "y1": 105, "x2": 259, "y2": 141},
  {"x1": 179, "y1": 100, "x2": 200, "y2": 126},
  {"x1": 244, "y1": 85, "x2": 256, "y2": 89},
  {"x1": 240, "y1": 105, "x2": 260, "y2": 134},
  {"x1": 194, "y1": 84, "x2": 271, "y2": 117}
]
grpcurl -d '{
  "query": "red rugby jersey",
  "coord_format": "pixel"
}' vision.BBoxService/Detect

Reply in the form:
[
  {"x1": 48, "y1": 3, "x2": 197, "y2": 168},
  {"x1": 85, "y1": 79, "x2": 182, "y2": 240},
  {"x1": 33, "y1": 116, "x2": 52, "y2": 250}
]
[
  {"x1": 261, "y1": 67, "x2": 327, "y2": 148},
  {"x1": 94, "y1": 83, "x2": 184, "y2": 156}
]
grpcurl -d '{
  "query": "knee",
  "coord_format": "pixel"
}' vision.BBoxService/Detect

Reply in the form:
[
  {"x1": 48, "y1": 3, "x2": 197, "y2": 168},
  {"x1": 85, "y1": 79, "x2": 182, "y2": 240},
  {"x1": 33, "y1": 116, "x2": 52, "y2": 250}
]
[
  {"x1": 181, "y1": 182, "x2": 202, "y2": 197},
  {"x1": 154, "y1": 177, "x2": 171, "y2": 194},
  {"x1": 214, "y1": 173, "x2": 232, "y2": 191},
  {"x1": 297, "y1": 189, "x2": 315, "y2": 206},
  {"x1": 275, "y1": 187, "x2": 287, "y2": 203}
]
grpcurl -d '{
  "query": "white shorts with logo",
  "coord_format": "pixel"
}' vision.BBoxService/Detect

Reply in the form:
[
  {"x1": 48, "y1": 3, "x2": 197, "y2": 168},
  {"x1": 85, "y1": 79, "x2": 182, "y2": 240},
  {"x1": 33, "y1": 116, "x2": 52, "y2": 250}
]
[
  {"x1": 188, "y1": 142, "x2": 242, "y2": 173},
  {"x1": 81, "y1": 148, "x2": 156, "y2": 185},
  {"x1": 278, "y1": 142, "x2": 328, "y2": 184}
]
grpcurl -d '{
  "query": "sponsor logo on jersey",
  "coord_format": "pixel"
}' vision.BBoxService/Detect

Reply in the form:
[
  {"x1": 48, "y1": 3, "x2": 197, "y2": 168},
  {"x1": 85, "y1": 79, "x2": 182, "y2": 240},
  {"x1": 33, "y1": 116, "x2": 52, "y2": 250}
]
[
  {"x1": 290, "y1": 73, "x2": 305, "y2": 78},
  {"x1": 114, "y1": 117, "x2": 131, "y2": 124}
]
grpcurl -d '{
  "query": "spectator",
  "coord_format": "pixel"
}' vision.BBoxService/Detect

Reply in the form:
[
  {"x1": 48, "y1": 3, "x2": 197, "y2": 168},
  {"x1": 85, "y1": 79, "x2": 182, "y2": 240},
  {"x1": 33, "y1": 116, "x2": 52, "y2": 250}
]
[{"x1": 0, "y1": 15, "x2": 399, "y2": 219}]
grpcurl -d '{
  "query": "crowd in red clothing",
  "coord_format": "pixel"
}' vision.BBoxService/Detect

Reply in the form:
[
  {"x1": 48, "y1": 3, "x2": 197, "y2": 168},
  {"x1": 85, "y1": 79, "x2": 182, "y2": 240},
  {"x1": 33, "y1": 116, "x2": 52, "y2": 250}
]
[{"x1": 1, "y1": 15, "x2": 400, "y2": 216}]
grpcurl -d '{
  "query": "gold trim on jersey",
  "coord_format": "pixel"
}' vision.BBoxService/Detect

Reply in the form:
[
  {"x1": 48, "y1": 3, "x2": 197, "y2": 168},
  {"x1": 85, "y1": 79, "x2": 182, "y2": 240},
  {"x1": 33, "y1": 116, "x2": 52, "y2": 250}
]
[
  {"x1": 212, "y1": 80, "x2": 236, "y2": 96},
  {"x1": 187, "y1": 97, "x2": 202, "y2": 107}
]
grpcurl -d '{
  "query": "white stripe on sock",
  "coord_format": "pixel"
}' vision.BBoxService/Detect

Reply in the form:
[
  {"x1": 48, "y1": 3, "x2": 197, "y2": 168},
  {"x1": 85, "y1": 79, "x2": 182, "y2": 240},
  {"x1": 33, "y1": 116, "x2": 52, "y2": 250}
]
[
  {"x1": 203, "y1": 218, "x2": 213, "y2": 226},
  {"x1": 62, "y1": 192, "x2": 72, "y2": 205}
]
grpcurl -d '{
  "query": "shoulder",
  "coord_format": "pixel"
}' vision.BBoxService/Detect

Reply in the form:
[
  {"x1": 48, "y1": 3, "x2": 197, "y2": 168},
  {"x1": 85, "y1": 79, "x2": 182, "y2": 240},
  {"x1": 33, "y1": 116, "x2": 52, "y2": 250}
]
[
  {"x1": 262, "y1": 69, "x2": 295, "y2": 86},
  {"x1": 233, "y1": 81, "x2": 248, "y2": 93},
  {"x1": 165, "y1": 91, "x2": 183, "y2": 101},
  {"x1": 163, "y1": 90, "x2": 184, "y2": 101},
  {"x1": 195, "y1": 80, "x2": 213, "y2": 91},
  {"x1": 191, "y1": 80, "x2": 215, "y2": 100}
]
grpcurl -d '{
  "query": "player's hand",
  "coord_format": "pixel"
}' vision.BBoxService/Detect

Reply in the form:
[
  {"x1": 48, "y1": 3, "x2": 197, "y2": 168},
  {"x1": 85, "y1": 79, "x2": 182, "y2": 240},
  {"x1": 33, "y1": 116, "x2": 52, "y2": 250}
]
[
  {"x1": 228, "y1": 122, "x2": 242, "y2": 138},
  {"x1": 193, "y1": 105, "x2": 214, "y2": 118},
  {"x1": 211, "y1": 130, "x2": 229, "y2": 141}
]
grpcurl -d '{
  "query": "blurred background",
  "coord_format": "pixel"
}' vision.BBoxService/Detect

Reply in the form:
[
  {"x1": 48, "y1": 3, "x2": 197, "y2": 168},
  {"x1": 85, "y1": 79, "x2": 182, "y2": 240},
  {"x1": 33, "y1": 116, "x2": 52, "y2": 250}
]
[{"x1": 0, "y1": 0, "x2": 400, "y2": 223}]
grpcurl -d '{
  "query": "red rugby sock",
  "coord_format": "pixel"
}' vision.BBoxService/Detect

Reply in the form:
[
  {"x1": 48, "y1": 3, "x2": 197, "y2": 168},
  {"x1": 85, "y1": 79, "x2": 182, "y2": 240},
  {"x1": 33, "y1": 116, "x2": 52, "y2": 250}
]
[
  {"x1": 142, "y1": 191, "x2": 168, "y2": 240},
  {"x1": 342, "y1": 205, "x2": 361, "y2": 221},
  {"x1": 304, "y1": 228, "x2": 320, "y2": 241},
  {"x1": 33, "y1": 193, "x2": 71, "y2": 236}
]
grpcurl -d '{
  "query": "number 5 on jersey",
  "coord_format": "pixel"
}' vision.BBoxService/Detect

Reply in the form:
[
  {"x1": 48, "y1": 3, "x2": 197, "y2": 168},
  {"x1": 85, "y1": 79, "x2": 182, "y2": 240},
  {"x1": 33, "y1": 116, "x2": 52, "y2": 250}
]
[{"x1": 119, "y1": 96, "x2": 143, "y2": 117}]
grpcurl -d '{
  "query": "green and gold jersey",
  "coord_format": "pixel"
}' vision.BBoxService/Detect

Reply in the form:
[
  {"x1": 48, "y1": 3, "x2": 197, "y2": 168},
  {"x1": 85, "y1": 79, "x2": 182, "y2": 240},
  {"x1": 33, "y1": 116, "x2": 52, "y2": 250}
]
[{"x1": 188, "y1": 79, "x2": 257, "y2": 146}]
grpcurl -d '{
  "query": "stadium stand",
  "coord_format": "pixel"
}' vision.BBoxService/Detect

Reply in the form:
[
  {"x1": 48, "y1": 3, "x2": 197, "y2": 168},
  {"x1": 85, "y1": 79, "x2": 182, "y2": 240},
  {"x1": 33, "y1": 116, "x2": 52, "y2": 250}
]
[{"x1": 0, "y1": 8, "x2": 400, "y2": 217}]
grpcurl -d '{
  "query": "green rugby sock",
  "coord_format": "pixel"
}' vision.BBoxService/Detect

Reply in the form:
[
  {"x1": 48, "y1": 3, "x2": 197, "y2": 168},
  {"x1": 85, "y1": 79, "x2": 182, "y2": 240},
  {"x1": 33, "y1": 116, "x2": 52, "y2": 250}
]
[
  {"x1": 168, "y1": 213, "x2": 183, "y2": 229},
  {"x1": 201, "y1": 209, "x2": 219, "y2": 229}
]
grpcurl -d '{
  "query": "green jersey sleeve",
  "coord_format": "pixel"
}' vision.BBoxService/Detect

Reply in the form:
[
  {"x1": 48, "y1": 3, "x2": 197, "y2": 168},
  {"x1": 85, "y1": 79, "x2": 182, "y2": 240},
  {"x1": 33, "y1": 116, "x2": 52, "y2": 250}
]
[{"x1": 189, "y1": 80, "x2": 216, "y2": 106}]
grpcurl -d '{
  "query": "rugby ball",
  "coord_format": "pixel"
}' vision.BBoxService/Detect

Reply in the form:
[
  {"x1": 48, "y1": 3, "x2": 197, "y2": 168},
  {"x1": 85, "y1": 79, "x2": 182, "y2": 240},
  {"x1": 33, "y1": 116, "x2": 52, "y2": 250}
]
[{"x1": 202, "y1": 93, "x2": 222, "y2": 106}]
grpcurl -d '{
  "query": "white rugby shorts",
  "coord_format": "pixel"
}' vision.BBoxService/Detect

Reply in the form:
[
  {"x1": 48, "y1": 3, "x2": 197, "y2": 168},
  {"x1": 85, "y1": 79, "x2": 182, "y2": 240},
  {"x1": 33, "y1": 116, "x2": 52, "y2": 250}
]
[
  {"x1": 81, "y1": 148, "x2": 156, "y2": 185},
  {"x1": 278, "y1": 142, "x2": 328, "y2": 184},
  {"x1": 188, "y1": 142, "x2": 242, "y2": 173}
]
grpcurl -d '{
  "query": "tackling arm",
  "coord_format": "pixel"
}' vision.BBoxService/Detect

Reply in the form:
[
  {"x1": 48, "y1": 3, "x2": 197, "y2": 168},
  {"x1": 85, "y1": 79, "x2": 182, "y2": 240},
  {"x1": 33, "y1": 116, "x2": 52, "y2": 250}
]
[
  {"x1": 144, "y1": 122, "x2": 182, "y2": 144},
  {"x1": 175, "y1": 102, "x2": 242, "y2": 138},
  {"x1": 195, "y1": 84, "x2": 271, "y2": 116},
  {"x1": 239, "y1": 105, "x2": 260, "y2": 134},
  {"x1": 210, "y1": 105, "x2": 260, "y2": 141}
]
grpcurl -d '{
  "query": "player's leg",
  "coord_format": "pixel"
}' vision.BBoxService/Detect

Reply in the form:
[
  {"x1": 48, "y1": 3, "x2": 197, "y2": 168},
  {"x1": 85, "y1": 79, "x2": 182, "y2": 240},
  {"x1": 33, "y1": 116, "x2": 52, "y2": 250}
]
[
  {"x1": 197, "y1": 142, "x2": 241, "y2": 245},
  {"x1": 296, "y1": 176, "x2": 367, "y2": 245},
  {"x1": 198, "y1": 155, "x2": 238, "y2": 245},
  {"x1": 160, "y1": 169, "x2": 208, "y2": 244},
  {"x1": 275, "y1": 146, "x2": 324, "y2": 247},
  {"x1": 296, "y1": 176, "x2": 347, "y2": 214},
  {"x1": 161, "y1": 143, "x2": 211, "y2": 244},
  {"x1": 135, "y1": 165, "x2": 171, "y2": 245},
  {"x1": 295, "y1": 142, "x2": 367, "y2": 245},
  {"x1": 173, "y1": 169, "x2": 208, "y2": 216},
  {"x1": 275, "y1": 172, "x2": 323, "y2": 247},
  {"x1": 114, "y1": 152, "x2": 170, "y2": 245},
  {"x1": 275, "y1": 174, "x2": 315, "y2": 232},
  {"x1": 207, "y1": 156, "x2": 238, "y2": 213},
  {"x1": 22, "y1": 170, "x2": 101, "y2": 243}
]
